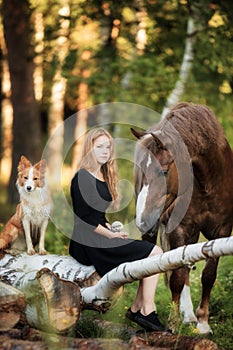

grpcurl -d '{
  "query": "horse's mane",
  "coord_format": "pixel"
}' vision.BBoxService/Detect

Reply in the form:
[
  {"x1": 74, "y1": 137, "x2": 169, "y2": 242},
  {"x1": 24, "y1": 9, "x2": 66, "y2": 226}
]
[{"x1": 149, "y1": 102, "x2": 227, "y2": 159}]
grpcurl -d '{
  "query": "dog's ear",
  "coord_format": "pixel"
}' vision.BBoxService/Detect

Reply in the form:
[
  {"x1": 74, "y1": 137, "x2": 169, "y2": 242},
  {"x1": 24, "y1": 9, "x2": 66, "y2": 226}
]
[
  {"x1": 34, "y1": 159, "x2": 47, "y2": 174},
  {"x1": 18, "y1": 156, "x2": 32, "y2": 172},
  {"x1": 34, "y1": 160, "x2": 47, "y2": 187}
]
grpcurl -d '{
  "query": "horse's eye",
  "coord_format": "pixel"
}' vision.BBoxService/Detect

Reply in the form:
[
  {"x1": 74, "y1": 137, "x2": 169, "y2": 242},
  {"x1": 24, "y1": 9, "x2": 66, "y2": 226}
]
[{"x1": 158, "y1": 169, "x2": 168, "y2": 177}]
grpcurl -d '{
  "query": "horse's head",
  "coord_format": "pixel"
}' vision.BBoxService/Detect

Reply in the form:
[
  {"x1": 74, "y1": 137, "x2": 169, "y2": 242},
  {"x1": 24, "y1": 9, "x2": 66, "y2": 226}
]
[{"x1": 131, "y1": 128, "x2": 179, "y2": 236}]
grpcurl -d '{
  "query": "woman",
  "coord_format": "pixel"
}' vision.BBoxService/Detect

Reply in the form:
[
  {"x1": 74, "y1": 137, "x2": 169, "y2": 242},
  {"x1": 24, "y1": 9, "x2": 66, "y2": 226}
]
[{"x1": 69, "y1": 127, "x2": 166, "y2": 331}]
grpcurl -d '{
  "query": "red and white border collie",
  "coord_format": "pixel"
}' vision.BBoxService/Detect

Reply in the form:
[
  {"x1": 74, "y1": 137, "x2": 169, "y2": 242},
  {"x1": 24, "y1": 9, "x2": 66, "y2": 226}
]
[{"x1": 0, "y1": 156, "x2": 53, "y2": 255}]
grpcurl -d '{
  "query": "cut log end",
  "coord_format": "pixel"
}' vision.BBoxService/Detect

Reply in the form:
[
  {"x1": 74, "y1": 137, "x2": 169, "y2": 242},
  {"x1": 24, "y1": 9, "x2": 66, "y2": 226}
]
[{"x1": 36, "y1": 268, "x2": 81, "y2": 333}]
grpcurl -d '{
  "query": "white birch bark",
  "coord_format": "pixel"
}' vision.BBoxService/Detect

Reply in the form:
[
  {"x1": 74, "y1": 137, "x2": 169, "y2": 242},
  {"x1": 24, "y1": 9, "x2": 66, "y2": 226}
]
[
  {"x1": 0, "y1": 253, "x2": 96, "y2": 287},
  {"x1": 161, "y1": 1, "x2": 203, "y2": 118},
  {"x1": 0, "y1": 254, "x2": 96, "y2": 332}
]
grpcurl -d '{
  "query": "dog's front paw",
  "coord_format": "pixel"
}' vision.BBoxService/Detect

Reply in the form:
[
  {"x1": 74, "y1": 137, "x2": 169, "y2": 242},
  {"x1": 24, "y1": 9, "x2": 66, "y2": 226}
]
[
  {"x1": 39, "y1": 248, "x2": 47, "y2": 255},
  {"x1": 5, "y1": 248, "x2": 21, "y2": 256},
  {"x1": 27, "y1": 247, "x2": 36, "y2": 255}
]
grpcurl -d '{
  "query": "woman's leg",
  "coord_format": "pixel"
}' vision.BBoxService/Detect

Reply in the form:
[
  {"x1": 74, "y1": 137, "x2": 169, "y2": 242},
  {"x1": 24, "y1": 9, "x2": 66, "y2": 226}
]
[
  {"x1": 131, "y1": 245, "x2": 162, "y2": 315},
  {"x1": 127, "y1": 245, "x2": 166, "y2": 331}
]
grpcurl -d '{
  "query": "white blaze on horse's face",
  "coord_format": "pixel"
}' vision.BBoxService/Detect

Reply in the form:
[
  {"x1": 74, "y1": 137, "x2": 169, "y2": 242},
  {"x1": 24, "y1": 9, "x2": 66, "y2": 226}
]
[
  {"x1": 136, "y1": 184, "x2": 149, "y2": 230},
  {"x1": 146, "y1": 153, "x2": 152, "y2": 168},
  {"x1": 135, "y1": 149, "x2": 166, "y2": 234}
]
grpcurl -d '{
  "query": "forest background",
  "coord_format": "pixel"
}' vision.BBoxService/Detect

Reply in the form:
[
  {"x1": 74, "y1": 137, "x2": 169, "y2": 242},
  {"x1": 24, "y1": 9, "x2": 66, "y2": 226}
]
[{"x1": 0, "y1": 1, "x2": 233, "y2": 347}]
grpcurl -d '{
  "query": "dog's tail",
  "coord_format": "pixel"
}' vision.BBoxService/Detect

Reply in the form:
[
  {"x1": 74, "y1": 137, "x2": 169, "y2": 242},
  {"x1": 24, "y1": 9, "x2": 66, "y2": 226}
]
[{"x1": 0, "y1": 204, "x2": 22, "y2": 250}]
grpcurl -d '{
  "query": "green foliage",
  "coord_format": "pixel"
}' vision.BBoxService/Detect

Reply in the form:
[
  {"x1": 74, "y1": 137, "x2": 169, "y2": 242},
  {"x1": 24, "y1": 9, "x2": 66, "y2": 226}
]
[
  {"x1": 28, "y1": 0, "x2": 233, "y2": 127},
  {"x1": 45, "y1": 222, "x2": 70, "y2": 255}
]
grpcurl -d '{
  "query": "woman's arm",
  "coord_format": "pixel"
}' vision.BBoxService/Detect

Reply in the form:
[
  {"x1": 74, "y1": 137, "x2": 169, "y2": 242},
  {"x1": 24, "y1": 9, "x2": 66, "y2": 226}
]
[{"x1": 95, "y1": 224, "x2": 129, "y2": 239}]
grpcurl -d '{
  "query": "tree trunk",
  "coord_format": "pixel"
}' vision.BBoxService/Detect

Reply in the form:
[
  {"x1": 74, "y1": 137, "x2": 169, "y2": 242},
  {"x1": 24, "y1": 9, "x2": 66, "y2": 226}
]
[
  {"x1": 33, "y1": 11, "x2": 44, "y2": 102},
  {"x1": 70, "y1": 109, "x2": 88, "y2": 177},
  {"x1": 0, "y1": 39, "x2": 2, "y2": 165},
  {"x1": 1, "y1": 236, "x2": 233, "y2": 333},
  {"x1": 0, "y1": 254, "x2": 98, "y2": 332},
  {"x1": 2, "y1": 0, "x2": 42, "y2": 203},
  {"x1": 135, "y1": 0, "x2": 148, "y2": 54},
  {"x1": 70, "y1": 50, "x2": 91, "y2": 176},
  {"x1": 81, "y1": 236, "x2": 233, "y2": 309},
  {"x1": 47, "y1": 3, "x2": 70, "y2": 187},
  {"x1": 0, "y1": 30, "x2": 13, "y2": 182},
  {"x1": 0, "y1": 253, "x2": 98, "y2": 288},
  {"x1": 0, "y1": 281, "x2": 26, "y2": 331},
  {"x1": 161, "y1": 1, "x2": 204, "y2": 117}
]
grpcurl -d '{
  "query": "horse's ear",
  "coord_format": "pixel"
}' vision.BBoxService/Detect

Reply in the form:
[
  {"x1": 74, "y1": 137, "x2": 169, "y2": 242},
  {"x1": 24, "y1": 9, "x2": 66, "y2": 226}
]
[
  {"x1": 131, "y1": 128, "x2": 147, "y2": 139},
  {"x1": 151, "y1": 131, "x2": 166, "y2": 149}
]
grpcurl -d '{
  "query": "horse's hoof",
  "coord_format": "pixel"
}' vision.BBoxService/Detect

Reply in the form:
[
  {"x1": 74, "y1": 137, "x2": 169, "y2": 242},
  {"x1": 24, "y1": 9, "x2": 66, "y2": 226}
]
[{"x1": 195, "y1": 321, "x2": 213, "y2": 335}]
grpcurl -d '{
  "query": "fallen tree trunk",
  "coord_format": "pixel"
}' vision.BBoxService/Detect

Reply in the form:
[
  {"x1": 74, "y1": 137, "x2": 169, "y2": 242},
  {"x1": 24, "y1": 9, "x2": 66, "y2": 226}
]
[
  {"x1": 0, "y1": 253, "x2": 98, "y2": 288},
  {"x1": 0, "y1": 236, "x2": 233, "y2": 332},
  {"x1": 81, "y1": 236, "x2": 233, "y2": 308},
  {"x1": 0, "y1": 281, "x2": 26, "y2": 331},
  {"x1": 0, "y1": 254, "x2": 97, "y2": 333}
]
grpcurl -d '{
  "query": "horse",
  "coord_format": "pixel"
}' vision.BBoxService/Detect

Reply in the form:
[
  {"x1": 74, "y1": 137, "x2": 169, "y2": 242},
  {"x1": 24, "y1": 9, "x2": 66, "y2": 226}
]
[{"x1": 131, "y1": 102, "x2": 233, "y2": 334}]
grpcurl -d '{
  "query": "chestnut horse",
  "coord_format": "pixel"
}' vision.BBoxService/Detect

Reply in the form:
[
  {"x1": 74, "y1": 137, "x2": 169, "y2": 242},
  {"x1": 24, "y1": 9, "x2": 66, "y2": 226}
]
[{"x1": 131, "y1": 102, "x2": 233, "y2": 334}]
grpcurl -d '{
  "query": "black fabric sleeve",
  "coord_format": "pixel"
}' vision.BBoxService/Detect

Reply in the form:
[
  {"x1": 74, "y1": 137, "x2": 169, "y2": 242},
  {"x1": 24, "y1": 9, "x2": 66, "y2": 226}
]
[{"x1": 71, "y1": 170, "x2": 101, "y2": 228}]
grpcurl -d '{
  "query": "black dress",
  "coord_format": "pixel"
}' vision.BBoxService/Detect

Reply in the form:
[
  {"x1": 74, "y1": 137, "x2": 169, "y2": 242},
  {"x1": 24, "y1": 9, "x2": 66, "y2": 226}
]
[{"x1": 69, "y1": 169, "x2": 154, "y2": 277}]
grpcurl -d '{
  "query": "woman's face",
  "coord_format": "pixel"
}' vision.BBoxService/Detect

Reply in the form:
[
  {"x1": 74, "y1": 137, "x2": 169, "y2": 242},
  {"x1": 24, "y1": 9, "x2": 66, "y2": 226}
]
[{"x1": 93, "y1": 135, "x2": 111, "y2": 165}]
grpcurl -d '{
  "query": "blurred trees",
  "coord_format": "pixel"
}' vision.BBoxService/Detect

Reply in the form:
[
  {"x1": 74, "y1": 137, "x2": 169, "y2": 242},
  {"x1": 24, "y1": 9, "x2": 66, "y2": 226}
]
[
  {"x1": 0, "y1": 0, "x2": 233, "y2": 202},
  {"x1": 2, "y1": 0, "x2": 42, "y2": 202}
]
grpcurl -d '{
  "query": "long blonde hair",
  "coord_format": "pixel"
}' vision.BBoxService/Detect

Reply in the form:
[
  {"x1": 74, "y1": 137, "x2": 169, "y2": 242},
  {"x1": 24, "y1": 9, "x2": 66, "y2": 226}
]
[{"x1": 79, "y1": 128, "x2": 119, "y2": 201}]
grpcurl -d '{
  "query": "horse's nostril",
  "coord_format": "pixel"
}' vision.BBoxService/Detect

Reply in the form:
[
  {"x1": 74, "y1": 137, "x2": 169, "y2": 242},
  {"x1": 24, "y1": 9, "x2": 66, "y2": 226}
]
[{"x1": 137, "y1": 220, "x2": 148, "y2": 233}]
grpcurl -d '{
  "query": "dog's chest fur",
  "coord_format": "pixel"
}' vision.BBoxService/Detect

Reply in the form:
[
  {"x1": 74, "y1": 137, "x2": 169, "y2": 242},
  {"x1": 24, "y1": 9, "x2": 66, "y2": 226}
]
[{"x1": 19, "y1": 186, "x2": 51, "y2": 226}]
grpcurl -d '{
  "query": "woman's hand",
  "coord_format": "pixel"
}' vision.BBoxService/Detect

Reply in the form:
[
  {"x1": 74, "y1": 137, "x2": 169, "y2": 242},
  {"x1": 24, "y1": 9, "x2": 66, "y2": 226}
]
[
  {"x1": 105, "y1": 222, "x2": 111, "y2": 230},
  {"x1": 95, "y1": 224, "x2": 129, "y2": 239},
  {"x1": 111, "y1": 231, "x2": 129, "y2": 239}
]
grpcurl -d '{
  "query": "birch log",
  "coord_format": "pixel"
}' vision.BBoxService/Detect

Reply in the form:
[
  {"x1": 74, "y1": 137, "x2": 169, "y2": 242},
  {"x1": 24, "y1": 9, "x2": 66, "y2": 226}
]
[
  {"x1": 0, "y1": 254, "x2": 98, "y2": 333},
  {"x1": 1, "y1": 235, "x2": 233, "y2": 333},
  {"x1": 81, "y1": 236, "x2": 233, "y2": 307}
]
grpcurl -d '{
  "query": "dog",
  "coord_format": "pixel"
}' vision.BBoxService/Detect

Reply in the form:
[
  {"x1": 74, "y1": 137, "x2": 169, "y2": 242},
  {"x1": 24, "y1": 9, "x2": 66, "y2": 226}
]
[{"x1": 0, "y1": 156, "x2": 53, "y2": 255}]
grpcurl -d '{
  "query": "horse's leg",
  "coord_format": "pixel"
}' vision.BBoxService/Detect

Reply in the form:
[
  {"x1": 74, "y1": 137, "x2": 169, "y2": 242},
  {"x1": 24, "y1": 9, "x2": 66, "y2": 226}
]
[
  {"x1": 168, "y1": 266, "x2": 185, "y2": 331},
  {"x1": 180, "y1": 267, "x2": 197, "y2": 323},
  {"x1": 196, "y1": 257, "x2": 219, "y2": 334},
  {"x1": 196, "y1": 223, "x2": 232, "y2": 334},
  {"x1": 165, "y1": 225, "x2": 188, "y2": 331}
]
